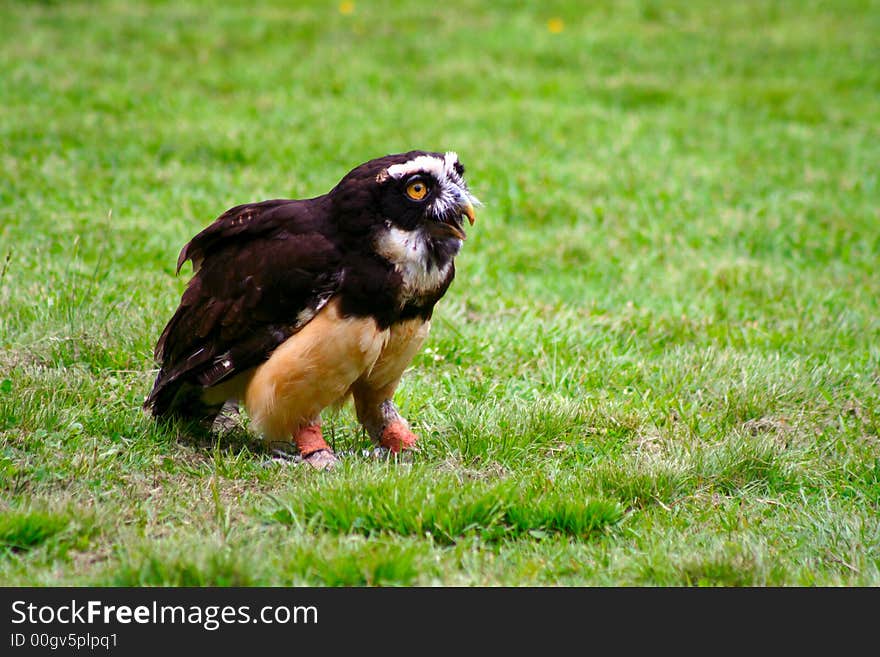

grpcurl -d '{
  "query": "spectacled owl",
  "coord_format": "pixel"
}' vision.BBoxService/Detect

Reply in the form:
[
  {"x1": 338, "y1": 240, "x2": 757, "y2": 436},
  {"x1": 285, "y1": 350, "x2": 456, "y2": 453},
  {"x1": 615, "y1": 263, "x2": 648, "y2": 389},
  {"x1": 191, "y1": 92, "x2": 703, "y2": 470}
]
[{"x1": 144, "y1": 150, "x2": 478, "y2": 469}]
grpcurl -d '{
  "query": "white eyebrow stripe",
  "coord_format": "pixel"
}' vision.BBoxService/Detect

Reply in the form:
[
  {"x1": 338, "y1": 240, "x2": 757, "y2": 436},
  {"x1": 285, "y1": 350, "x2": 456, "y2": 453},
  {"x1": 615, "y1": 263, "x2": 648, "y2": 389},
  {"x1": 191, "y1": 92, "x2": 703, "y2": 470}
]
[
  {"x1": 386, "y1": 151, "x2": 460, "y2": 181},
  {"x1": 444, "y1": 151, "x2": 460, "y2": 177}
]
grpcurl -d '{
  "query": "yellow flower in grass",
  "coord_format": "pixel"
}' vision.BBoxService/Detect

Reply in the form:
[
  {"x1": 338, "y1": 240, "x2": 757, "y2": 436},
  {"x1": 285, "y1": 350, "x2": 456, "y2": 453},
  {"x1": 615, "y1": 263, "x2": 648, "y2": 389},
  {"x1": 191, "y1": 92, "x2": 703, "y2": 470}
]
[
  {"x1": 339, "y1": 1, "x2": 355, "y2": 15},
  {"x1": 547, "y1": 18, "x2": 564, "y2": 33}
]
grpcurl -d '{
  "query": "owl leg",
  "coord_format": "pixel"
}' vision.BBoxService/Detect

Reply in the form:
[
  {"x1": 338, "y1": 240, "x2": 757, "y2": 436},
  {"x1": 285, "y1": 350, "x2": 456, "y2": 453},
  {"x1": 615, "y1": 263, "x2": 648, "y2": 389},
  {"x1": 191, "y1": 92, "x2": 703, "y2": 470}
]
[
  {"x1": 352, "y1": 385, "x2": 419, "y2": 454},
  {"x1": 350, "y1": 318, "x2": 430, "y2": 455},
  {"x1": 243, "y1": 298, "x2": 389, "y2": 470}
]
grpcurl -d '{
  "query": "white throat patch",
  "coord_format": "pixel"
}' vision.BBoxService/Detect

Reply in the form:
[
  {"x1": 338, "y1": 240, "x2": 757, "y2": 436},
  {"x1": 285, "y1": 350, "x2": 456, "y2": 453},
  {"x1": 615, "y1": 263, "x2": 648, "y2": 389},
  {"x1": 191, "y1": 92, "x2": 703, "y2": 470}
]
[{"x1": 375, "y1": 227, "x2": 457, "y2": 302}]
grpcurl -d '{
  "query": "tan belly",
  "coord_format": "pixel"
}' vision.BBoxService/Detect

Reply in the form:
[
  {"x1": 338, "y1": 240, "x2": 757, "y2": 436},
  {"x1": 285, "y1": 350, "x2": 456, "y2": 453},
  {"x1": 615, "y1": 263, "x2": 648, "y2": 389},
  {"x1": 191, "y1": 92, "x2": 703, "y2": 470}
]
[
  {"x1": 200, "y1": 300, "x2": 431, "y2": 444},
  {"x1": 357, "y1": 317, "x2": 431, "y2": 392},
  {"x1": 206, "y1": 298, "x2": 388, "y2": 442}
]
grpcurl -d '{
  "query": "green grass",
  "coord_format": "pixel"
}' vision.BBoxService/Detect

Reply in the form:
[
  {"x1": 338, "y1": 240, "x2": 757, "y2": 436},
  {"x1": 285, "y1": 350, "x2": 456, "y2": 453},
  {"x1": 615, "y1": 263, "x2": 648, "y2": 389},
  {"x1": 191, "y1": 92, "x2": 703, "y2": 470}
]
[{"x1": 1, "y1": 0, "x2": 878, "y2": 586}]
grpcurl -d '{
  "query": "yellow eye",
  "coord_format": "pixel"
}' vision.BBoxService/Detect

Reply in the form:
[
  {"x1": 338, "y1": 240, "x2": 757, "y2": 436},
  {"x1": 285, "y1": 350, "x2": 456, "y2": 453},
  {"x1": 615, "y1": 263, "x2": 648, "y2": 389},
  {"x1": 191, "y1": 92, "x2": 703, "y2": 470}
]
[{"x1": 406, "y1": 179, "x2": 428, "y2": 201}]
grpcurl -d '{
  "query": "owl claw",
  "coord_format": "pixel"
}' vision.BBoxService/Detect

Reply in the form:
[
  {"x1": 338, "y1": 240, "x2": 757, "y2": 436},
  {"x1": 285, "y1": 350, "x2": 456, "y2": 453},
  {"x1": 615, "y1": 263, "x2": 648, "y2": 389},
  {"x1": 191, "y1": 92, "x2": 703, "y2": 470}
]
[
  {"x1": 262, "y1": 446, "x2": 339, "y2": 470},
  {"x1": 302, "y1": 448, "x2": 340, "y2": 470}
]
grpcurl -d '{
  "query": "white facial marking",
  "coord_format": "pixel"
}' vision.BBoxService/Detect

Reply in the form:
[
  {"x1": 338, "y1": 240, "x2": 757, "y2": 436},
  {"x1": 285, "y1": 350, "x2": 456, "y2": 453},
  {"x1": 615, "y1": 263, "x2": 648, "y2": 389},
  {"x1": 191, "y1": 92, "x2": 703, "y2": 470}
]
[
  {"x1": 386, "y1": 154, "x2": 450, "y2": 181},
  {"x1": 375, "y1": 227, "x2": 457, "y2": 301},
  {"x1": 385, "y1": 151, "x2": 480, "y2": 223}
]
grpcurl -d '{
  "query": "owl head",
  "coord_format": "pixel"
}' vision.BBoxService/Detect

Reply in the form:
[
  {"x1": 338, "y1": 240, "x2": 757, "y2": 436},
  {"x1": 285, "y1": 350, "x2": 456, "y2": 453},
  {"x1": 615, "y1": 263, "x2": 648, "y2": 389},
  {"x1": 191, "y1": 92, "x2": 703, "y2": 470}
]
[{"x1": 331, "y1": 150, "x2": 479, "y2": 243}]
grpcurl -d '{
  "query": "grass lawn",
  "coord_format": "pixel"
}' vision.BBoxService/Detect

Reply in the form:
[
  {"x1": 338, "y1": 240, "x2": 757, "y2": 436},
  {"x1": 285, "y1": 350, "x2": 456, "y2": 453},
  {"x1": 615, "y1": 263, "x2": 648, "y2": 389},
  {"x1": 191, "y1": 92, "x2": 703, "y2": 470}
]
[{"x1": 1, "y1": 0, "x2": 878, "y2": 586}]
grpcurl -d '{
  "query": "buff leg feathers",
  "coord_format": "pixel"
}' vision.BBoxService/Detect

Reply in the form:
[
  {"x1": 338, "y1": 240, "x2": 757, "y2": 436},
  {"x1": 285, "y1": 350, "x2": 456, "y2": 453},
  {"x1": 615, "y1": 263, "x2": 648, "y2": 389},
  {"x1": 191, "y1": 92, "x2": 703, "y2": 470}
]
[{"x1": 201, "y1": 301, "x2": 430, "y2": 468}]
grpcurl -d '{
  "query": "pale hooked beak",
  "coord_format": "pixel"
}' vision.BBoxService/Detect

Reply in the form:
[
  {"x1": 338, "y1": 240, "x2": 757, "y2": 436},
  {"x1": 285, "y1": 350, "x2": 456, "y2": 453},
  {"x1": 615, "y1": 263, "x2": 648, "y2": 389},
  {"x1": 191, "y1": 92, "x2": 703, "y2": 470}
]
[
  {"x1": 447, "y1": 199, "x2": 476, "y2": 241},
  {"x1": 429, "y1": 189, "x2": 478, "y2": 241},
  {"x1": 462, "y1": 200, "x2": 476, "y2": 226}
]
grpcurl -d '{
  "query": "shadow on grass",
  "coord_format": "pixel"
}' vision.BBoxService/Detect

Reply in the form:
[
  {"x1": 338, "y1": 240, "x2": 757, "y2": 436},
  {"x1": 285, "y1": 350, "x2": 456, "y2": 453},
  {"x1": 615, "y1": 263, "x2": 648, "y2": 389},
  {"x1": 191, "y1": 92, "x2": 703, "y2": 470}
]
[{"x1": 155, "y1": 411, "x2": 267, "y2": 459}]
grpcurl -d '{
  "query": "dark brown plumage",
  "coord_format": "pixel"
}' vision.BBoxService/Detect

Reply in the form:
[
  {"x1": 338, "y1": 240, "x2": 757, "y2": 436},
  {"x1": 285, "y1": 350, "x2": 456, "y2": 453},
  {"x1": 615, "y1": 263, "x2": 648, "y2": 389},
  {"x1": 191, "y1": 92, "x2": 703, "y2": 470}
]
[{"x1": 145, "y1": 150, "x2": 478, "y2": 468}]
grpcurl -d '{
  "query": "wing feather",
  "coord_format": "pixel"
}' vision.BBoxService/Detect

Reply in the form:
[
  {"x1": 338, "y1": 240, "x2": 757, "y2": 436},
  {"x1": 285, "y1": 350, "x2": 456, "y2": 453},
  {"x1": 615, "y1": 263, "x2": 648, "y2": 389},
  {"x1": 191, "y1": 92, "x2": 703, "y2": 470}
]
[{"x1": 145, "y1": 196, "x2": 342, "y2": 418}]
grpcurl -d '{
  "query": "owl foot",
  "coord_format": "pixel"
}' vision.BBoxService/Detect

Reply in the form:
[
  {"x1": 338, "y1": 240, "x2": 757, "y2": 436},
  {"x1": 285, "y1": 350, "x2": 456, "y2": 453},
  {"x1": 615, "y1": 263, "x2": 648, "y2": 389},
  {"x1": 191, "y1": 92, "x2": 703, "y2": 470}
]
[
  {"x1": 302, "y1": 448, "x2": 340, "y2": 470},
  {"x1": 294, "y1": 423, "x2": 339, "y2": 470},
  {"x1": 379, "y1": 421, "x2": 419, "y2": 454},
  {"x1": 264, "y1": 446, "x2": 339, "y2": 470}
]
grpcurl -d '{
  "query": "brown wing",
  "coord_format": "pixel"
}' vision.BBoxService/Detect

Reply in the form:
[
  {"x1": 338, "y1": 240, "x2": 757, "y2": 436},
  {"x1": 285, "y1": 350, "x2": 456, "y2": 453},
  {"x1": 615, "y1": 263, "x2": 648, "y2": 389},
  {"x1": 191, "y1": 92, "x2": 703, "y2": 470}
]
[{"x1": 144, "y1": 196, "x2": 343, "y2": 419}]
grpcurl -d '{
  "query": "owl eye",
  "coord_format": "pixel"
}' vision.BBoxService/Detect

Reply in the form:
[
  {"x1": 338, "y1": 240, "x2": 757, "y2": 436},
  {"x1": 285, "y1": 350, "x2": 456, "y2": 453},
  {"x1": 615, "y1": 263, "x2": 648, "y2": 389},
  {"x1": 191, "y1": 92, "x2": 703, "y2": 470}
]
[{"x1": 405, "y1": 177, "x2": 429, "y2": 201}]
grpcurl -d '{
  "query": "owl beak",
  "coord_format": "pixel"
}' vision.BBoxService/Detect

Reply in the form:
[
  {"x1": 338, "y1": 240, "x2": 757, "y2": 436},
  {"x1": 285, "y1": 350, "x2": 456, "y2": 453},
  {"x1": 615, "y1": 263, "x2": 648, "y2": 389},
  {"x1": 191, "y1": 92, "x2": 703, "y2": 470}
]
[
  {"x1": 430, "y1": 220, "x2": 467, "y2": 241},
  {"x1": 428, "y1": 194, "x2": 477, "y2": 241},
  {"x1": 449, "y1": 223, "x2": 467, "y2": 240},
  {"x1": 446, "y1": 200, "x2": 476, "y2": 240},
  {"x1": 462, "y1": 200, "x2": 476, "y2": 226},
  {"x1": 448, "y1": 200, "x2": 476, "y2": 240}
]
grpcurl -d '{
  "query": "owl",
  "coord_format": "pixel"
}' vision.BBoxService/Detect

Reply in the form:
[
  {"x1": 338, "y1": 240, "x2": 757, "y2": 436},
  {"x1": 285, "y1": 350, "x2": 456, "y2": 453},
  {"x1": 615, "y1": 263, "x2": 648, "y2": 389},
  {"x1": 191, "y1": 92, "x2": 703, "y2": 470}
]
[{"x1": 145, "y1": 151, "x2": 478, "y2": 468}]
